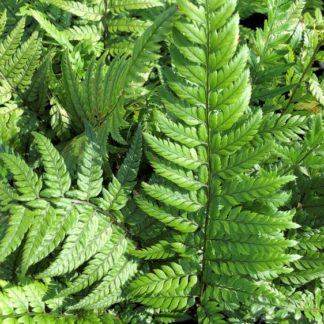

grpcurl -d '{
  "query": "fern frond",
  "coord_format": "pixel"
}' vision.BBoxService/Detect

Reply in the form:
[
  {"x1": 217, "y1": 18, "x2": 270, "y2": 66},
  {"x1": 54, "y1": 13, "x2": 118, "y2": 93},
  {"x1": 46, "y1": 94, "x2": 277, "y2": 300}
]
[
  {"x1": 96, "y1": 127, "x2": 142, "y2": 211},
  {"x1": 41, "y1": 0, "x2": 102, "y2": 21},
  {"x1": 129, "y1": 263, "x2": 197, "y2": 311},
  {"x1": 68, "y1": 126, "x2": 103, "y2": 200},
  {"x1": 69, "y1": 258, "x2": 138, "y2": 310},
  {"x1": 38, "y1": 207, "x2": 111, "y2": 278},
  {"x1": 0, "y1": 17, "x2": 25, "y2": 67},
  {"x1": 0, "y1": 131, "x2": 138, "y2": 312},
  {"x1": 110, "y1": 0, "x2": 163, "y2": 14},
  {"x1": 130, "y1": 0, "x2": 298, "y2": 319},
  {"x1": 221, "y1": 172, "x2": 295, "y2": 205},
  {"x1": 25, "y1": 9, "x2": 72, "y2": 50},
  {"x1": 57, "y1": 234, "x2": 127, "y2": 297},
  {"x1": 0, "y1": 206, "x2": 33, "y2": 262},
  {"x1": 33, "y1": 132, "x2": 71, "y2": 198},
  {"x1": 131, "y1": 240, "x2": 176, "y2": 260},
  {"x1": 21, "y1": 206, "x2": 78, "y2": 276},
  {"x1": 0, "y1": 153, "x2": 42, "y2": 201}
]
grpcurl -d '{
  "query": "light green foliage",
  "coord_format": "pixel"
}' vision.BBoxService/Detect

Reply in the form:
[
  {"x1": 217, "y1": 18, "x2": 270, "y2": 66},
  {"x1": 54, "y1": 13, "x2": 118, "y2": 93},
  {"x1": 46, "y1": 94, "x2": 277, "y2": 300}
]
[
  {"x1": 129, "y1": 0, "x2": 303, "y2": 321},
  {"x1": 0, "y1": 127, "x2": 142, "y2": 318},
  {"x1": 54, "y1": 7, "x2": 175, "y2": 143},
  {"x1": 0, "y1": 0, "x2": 323, "y2": 322},
  {"x1": 0, "y1": 278, "x2": 119, "y2": 322}
]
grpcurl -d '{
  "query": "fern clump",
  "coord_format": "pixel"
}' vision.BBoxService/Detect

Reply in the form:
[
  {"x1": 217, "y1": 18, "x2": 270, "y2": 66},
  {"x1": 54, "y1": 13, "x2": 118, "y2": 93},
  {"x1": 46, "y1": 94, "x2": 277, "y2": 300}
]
[{"x1": 0, "y1": 0, "x2": 323, "y2": 322}]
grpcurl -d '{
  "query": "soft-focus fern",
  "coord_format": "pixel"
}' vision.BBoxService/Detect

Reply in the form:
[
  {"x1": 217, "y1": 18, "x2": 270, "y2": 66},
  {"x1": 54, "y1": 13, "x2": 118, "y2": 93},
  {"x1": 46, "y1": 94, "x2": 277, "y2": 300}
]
[
  {"x1": 0, "y1": 126, "x2": 142, "y2": 312},
  {"x1": 129, "y1": 1, "x2": 301, "y2": 321}
]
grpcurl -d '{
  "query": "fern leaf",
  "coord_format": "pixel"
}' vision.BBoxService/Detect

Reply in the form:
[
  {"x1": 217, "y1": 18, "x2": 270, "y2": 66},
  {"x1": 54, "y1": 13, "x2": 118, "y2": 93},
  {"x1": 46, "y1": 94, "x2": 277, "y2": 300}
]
[
  {"x1": 69, "y1": 258, "x2": 138, "y2": 310},
  {"x1": 41, "y1": 0, "x2": 102, "y2": 21},
  {"x1": 212, "y1": 111, "x2": 263, "y2": 155},
  {"x1": 136, "y1": 197, "x2": 198, "y2": 233},
  {"x1": 68, "y1": 126, "x2": 103, "y2": 200},
  {"x1": 57, "y1": 234, "x2": 127, "y2": 297},
  {"x1": 142, "y1": 183, "x2": 202, "y2": 212},
  {"x1": 97, "y1": 128, "x2": 142, "y2": 211},
  {"x1": 38, "y1": 208, "x2": 111, "y2": 278},
  {"x1": 144, "y1": 133, "x2": 204, "y2": 170},
  {"x1": 221, "y1": 172, "x2": 295, "y2": 205},
  {"x1": 0, "y1": 18, "x2": 25, "y2": 67},
  {"x1": 25, "y1": 9, "x2": 72, "y2": 50},
  {"x1": 33, "y1": 132, "x2": 71, "y2": 198},
  {"x1": 3, "y1": 31, "x2": 42, "y2": 91},
  {"x1": 0, "y1": 153, "x2": 42, "y2": 201},
  {"x1": 130, "y1": 0, "x2": 299, "y2": 318},
  {"x1": 148, "y1": 155, "x2": 205, "y2": 191},
  {"x1": 131, "y1": 240, "x2": 176, "y2": 260},
  {"x1": 129, "y1": 263, "x2": 197, "y2": 311},
  {"x1": 0, "y1": 206, "x2": 33, "y2": 262},
  {"x1": 110, "y1": 0, "x2": 163, "y2": 14},
  {"x1": 21, "y1": 207, "x2": 78, "y2": 275}
]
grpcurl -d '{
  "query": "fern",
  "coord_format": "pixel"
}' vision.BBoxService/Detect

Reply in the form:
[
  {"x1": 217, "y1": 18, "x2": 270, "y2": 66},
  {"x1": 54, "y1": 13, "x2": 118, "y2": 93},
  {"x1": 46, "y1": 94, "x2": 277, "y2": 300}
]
[
  {"x1": 0, "y1": 0, "x2": 323, "y2": 321},
  {"x1": 129, "y1": 1, "x2": 300, "y2": 321},
  {"x1": 55, "y1": 7, "x2": 175, "y2": 142},
  {"x1": 0, "y1": 278, "x2": 119, "y2": 322},
  {"x1": 0, "y1": 127, "x2": 142, "y2": 312}
]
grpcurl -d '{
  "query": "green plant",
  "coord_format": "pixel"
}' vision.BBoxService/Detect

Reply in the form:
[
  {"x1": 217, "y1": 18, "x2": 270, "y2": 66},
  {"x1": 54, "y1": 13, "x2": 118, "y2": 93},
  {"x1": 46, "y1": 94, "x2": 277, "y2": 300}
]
[{"x1": 0, "y1": 0, "x2": 323, "y2": 322}]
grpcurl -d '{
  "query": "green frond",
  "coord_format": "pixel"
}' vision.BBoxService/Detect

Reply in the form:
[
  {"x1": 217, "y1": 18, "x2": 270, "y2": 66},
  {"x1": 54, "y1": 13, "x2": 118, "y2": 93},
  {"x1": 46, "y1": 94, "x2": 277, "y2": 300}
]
[
  {"x1": 0, "y1": 278, "x2": 117, "y2": 322},
  {"x1": 68, "y1": 126, "x2": 103, "y2": 200},
  {"x1": 148, "y1": 155, "x2": 205, "y2": 191},
  {"x1": 259, "y1": 113, "x2": 308, "y2": 143},
  {"x1": 309, "y1": 74, "x2": 324, "y2": 106},
  {"x1": 57, "y1": 234, "x2": 128, "y2": 297},
  {"x1": 3, "y1": 31, "x2": 42, "y2": 91},
  {"x1": 130, "y1": 0, "x2": 300, "y2": 318},
  {"x1": 142, "y1": 183, "x2": 202, "y2": 212},
  {"x1": 221, "y1": 172, "x2": 295, "y2": 205},
  {"x1": 110, "y1": 0, "x2": 163, "y2": 14},
  {"x1": 25, "y1": 9, "x2": 72, "y2": 50},
  {"x1": 21, "y1": 206, "x2": 78, "y2": 276},
  {"x1": 218, "y1": 144, "x2": 271, "y2": 179},
  {"x1": 64, "y1": 24, "x2": 101, "y2": 41},
  {"x1": 0, "y1": 206, "x2": 33, "y2": 262},
  {"x1": 156, "y1": 111, "x2": 206, "y2": 148},
  {"x1": 144, "y1": 133, "x2": 205, "y2": 170},
  {"x1": 131, "y1": 240, "x2": 176, "y2": 260},
  {"x1": 108, "y1": 18, "x2": 150, "y2": 34},
  {"x1": 136, "y1": 196, "x2": 198, "y2": 233},
  {"x1": 0, "y1": 132, "x2": 136, "y2": 312},
  {"x1": 126, "y1": 6, "x2": 176, "y2": 86},
  {"x1": 0, "y1": 17, "x2": 25, "y2": 67},
  {"x1": 212, "y1": 110, "x2": 262, "y2": 155},
  {"x1": 41, "y1": 0, "x2": 102, "y2": 21},
  {"x1": 0, "y1": 153, "x2": 42, "y2": 201},
  {"x1": 208, "y1": 207, "x2": 299, "y2": 236},
  {"x1": 69, "y1": 258, "x2": 138, "y2": 310},
  {"x1": 33, "y1": 132, "x2": 71, "y2": 198},
  {"x1": 129, "y1": 263, "x2": 197, "y2": 311},
  {"x1": 95, "y1": 127, "x2": 142, "y2": 211},
  {"x1": 50, "y1": 98, "x2": 71, "y2": 139},
  {"x1": 38, "y1": 207, "x2": 111, "y2": 278}
]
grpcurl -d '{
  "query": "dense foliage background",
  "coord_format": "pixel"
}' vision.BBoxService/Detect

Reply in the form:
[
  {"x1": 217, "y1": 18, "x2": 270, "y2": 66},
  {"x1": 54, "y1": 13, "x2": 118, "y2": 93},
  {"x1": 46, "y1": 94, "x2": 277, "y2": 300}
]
[{"x1": 0, "y1": 0, "x2": 323, "y2": 322}]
